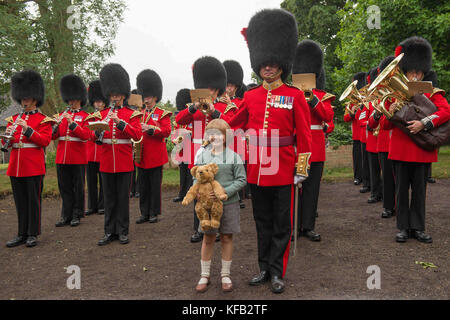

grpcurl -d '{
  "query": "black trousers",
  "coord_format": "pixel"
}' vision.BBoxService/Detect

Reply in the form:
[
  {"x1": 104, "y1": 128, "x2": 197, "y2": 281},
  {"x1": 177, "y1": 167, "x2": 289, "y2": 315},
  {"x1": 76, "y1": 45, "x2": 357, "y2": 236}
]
[
  {"x1": 57, "y1": 164, "x2": 85, "y2": 221},
  {"x1": 138, "y1": 166, "x2": 163, "y2": 218},
  {"x1": 130, "y1": 165, "x2": 138, "y2": 195},
  {"x1": 249, "y1": 184, "x2": 293, "y2": 278},
  {"x1": 10, "y1": 175, "x2": 44, "y2": 237},
  {"x1": 297, "y1": 162, "x2": 324, "y2": 231},
  {"x1": 393, "y1": 161, "x2": 430, "y2": 231},
  {"x1": 368, "y1": 152, "x2": 382, "y2": 198},
  {"x1": 361, "y1": 142, "x2": 370, "y2": 188},
  {"x1": 86, "y1": 161, "x2": 104, "y2": 211},
  {"x1": 101, "y1": 171, "x2": 132, "y2": 236},
  {"x1": 379, "y1": 152, "x2": 395, "y2": 211},
  {"x1": 178, "y1": 162, "x2": 192, "y2": 198},
  {"x1": 352, "y1": 140, "x2": 362, "y2": 180}
]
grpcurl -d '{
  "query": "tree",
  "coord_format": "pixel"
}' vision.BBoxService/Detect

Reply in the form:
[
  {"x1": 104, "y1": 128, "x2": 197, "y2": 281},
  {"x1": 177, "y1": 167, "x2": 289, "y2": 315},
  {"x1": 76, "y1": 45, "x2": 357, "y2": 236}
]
[
  {"x1": 0, "y1": 0, "x2": 126, "y2": 115},
  {"x1": 334, "y1": 0, "x2": 449, "y2": 97}
]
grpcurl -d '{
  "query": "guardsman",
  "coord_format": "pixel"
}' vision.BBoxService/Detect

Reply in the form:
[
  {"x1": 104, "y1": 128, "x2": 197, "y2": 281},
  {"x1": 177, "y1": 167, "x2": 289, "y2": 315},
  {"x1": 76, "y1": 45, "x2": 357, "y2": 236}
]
[
  {"x1": 172, "y1": 88, "x2": 193, "y2": 203},
  {"x1": 53, "y1": 74, "x2": 91, "y2": 228},
  {"x1": 368, "y1": 56, "x2": 395, "y2": 218},
  {"x1": 355, "y1": 72, "x2": 371, "y2": 194},
  {"x1": 128, "y1": 89, "x2": 140, "y2": 199},
  {"x1": 95, "y1": 63, "x2": 143, "y2": 246},
  {"x1": 175, "y1": 56, "x2": 227, "y2": 243},
  {"x1": 4, "y1": 70, "x2": 55, "y2": 248},
  {"x1": 135, "y1": 69, "x2": 172, "y2": 224},
  {"x1": 423, "y1": 71, "x2": 438, "y2": 184},
  {"x1": 384, "y1": 37, "x2": 450, "y2": 243},
  {"x1": 292, "y1": 40, "x2": 334, "y2": 242},
  {"x1": 84, "y1": 80, "x2": 108, "y2": 216},
  {"x1": 222, "y1": 60, "x2": 248, "y2": 208},
  {"x1": 229, "y1": 9, "x2": 312, "y2": 293},
  {"x1": 365, "y1": 68, "x2": 383, "y2": 204}
]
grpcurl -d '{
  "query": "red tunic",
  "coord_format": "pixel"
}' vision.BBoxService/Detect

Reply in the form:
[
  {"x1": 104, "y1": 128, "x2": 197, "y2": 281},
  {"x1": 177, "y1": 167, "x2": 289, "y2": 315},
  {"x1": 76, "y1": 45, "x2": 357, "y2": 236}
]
[
  {"x1": 136, "y1": 107, "x2": 172, "y2": 169},
  {"x1": 309, "y1": 89, "x2": 335, "y2": 162},
  {"x1": 52, "y1": 109, "x2": 91, "y2": 165},
  {"x1": 368, "y1": 101, "x2": 392, "y2": 153},
  {"x1": 171, "y1": 122, "x2": 193, "y2": 163},
  {"x1": 358, "y1": 105, "x2": 369, "y2": 143},
  {"x1": 382, "y1": 90, "x2": 450, "y2": 163},
  {"x1": 4, "y1": 111, "x2": 54, "y2": 177},
  {"x1": 365, "y1": 103, "x2": 378, "y2": 153},
  {"x1": 228, "y1": 80, "x2": 312, "y2": 186},
  {"x1": 231, "y1": 97, "x2": 248, "y2": 161},
  {"x1": 344, "y1": 104, "x2": 361, "y2": 141},
  {"x1": 97, "y1": 106, "x2": 143, "y2": 173}
]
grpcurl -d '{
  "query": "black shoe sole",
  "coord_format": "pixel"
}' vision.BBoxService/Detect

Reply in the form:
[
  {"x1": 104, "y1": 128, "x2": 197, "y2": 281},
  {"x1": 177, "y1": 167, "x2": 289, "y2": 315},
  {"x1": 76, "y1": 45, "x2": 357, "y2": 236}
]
[
  {"x1": 6, "y1": 241, "x2": 27, "y2": 248},
  {"x1": 396, "y1": 237, "x2": 408, "y2": 243},
  {"x1": 149, "y1": 218, "x2": 158, "y2": 223},
  {"x1": 136, "y1": 219, "x2": 149, "y2": 224},
  {"x1": 26, "y1": 242, "x2": 37, "y2": 247}
]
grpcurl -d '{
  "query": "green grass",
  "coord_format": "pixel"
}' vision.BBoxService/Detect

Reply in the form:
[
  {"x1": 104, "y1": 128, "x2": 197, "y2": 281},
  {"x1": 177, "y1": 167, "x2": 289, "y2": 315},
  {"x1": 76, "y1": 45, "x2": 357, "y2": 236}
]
[{"x1": 0, "y1": 146, "x2": 448, "y2": 197}]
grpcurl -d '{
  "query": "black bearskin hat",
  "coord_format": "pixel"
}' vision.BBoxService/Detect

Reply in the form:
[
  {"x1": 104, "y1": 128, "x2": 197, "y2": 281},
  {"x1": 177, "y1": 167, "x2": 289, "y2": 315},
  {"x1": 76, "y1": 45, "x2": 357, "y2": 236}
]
[
  {"x1": 99, "y1": 63, "x2": 131, "y2": 100},
  {"x1": 88, "y1": 80, "x2": 108, "y2": 107},
  {"x1": 395, "y1": 36, "x2": 432, "y2": 74},
  {"x1": 423, "y1": 70, "x2": 438, "y2": 87},
  {"x1": 223, "y1": 60, "x2": 244, "y2": 87},
  {"x1": 292, "y1": 40, "x2": 323, "y2": 79},
  {"x1": 136, "y1": 69, "x2": 163, "y2": 102},
  {"x1": 193, "y1": 56, "x2": 227, "y2": 96},
  {"x1": 175, "y1": 88, "x2": 192, "y2": 111},
  {"x1": 316, "y1": 68, "x2": 326, "y2": 91},
  {"x1": 353, "y1": 72, "x2": 367, "y2": 90},
  {"x1": 235, "y1": 84, "x2": 247, "y2": 99},
  {"x1": 60, "y1": 74, "x2": 87, "y2": 107},
  {"x1": 378, "y1": 55, "x2": 395, "y2": 73},
  {"x1": 244, "y1": 9, "x2": 298, "y2": 81},
  {"x1": 11, "y1": 70, "x2": 45, "y2": 107}
]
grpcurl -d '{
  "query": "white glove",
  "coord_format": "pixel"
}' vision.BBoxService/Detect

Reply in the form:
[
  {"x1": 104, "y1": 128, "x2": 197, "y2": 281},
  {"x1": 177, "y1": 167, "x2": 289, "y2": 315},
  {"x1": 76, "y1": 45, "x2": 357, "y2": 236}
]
[{"x1": 294, "y1": 175, "x2": 307, "y2": 186}]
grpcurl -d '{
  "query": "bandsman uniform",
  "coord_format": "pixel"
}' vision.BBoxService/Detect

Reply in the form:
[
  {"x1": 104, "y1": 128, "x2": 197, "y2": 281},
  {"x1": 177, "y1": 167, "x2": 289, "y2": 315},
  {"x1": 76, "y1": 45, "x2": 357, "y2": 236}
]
[
  {"x1": 172, "y1": 88, "x2": 193, "y2": 203},
  {"x1": 229, "y1": 9, "x2": 312, "y2": 293},
  {"x1": 53, "y1": 74, "x2": 90, "y2": 227},
  {"x1": 344, "y1": 99, "x2": 362, "y2": 185},
  {"x1": 135, "y1": 69, "x2": 172, "y2": 224},
  {"x1": 365, "y1": 68, "x2": 383, "y2": 204},
  {"x1": 292, "y1": 40, "x2": 334, "y2": 242},
  {"x1": 368, "y1": 56, "x2": 396, "y2": 218},
  {"x1": 4, "y1": 70, "x2": 55, "y2": 248},
  {"x1": 85, "y1": 80, "x2": 107, "y2": 216},
  {"x1": 385, "y1": 37, "x2": 450, "y2": 243},
  {"x1": 96, "y1": 63, "x2": 143, "y2": 245}
]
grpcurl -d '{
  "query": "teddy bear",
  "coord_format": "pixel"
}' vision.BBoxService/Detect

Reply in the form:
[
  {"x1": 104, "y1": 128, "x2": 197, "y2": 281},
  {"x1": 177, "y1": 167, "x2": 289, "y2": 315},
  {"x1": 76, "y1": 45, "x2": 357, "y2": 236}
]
[{"x1": 182, "y1": 163, "x2": 228, "y2": 230}]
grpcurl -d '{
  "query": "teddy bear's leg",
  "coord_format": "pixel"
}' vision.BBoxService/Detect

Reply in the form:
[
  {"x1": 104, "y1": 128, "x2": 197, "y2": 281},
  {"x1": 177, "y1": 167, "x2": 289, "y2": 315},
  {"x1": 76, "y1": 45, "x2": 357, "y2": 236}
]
[
  {"x1": 210, "y1": 202, "x2": 223, "y2": 229},
  {"x1": 195, "y1": 203, "x2": 211, "y2": 230}
]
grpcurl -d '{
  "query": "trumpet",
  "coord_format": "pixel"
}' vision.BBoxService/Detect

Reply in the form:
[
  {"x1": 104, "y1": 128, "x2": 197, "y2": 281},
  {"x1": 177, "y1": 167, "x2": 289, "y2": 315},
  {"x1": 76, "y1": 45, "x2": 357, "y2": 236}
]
[
  {"x1": 1, "y1": 110, "x2": 24, "y2": 152},
  {"x1": 174, "y1": 135, "x2": 184, "y2": 144},
  {"x1": 368, "y1": 53, "x2": 411, "y2": 119},
  {"x1": 95, "y1": 102, "x2": 117, "y2": 145},
  {"x1": 304, "y1": 89, "x2": 314, "y2": 102}
]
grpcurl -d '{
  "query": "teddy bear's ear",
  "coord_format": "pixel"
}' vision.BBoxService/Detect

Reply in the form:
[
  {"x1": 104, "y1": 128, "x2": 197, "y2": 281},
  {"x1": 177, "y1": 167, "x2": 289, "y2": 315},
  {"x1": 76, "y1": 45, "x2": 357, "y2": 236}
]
[
  {"x1": 209, "y1": 163, "x2": 219, "y2": 175},
  {"x1": 191, "y1": 166, "x2": 198, "y2": 177}
]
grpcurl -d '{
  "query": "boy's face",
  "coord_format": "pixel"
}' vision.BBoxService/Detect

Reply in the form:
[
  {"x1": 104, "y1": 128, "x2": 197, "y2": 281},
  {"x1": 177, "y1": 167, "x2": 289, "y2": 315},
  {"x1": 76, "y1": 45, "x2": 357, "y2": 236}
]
[{"x1": 207, "y1": 129, "x2": 225, "y2": 148}]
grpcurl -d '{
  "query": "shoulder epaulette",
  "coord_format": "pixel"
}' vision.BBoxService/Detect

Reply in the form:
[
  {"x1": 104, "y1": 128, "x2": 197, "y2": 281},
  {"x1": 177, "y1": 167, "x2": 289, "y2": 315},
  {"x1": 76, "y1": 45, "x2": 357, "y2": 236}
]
[
  {"x1": 224, "y1": 103, "x2": 238, "y2": 114},
  {"x1": 41, "y1": 116, "x2": 57, "y2": 124},
  {"x1": 159, "y1": 109, "x2": 173, "y2": 120},
  {"x1": 85, "y1": 111, "x2": 103, "y2": 121},
  {"x1": 321, "y1": 92, "x2": 336, "y2": 103},
  {"x1": 130, "y1": 110, "x2": 143, "y2": 119},
  {"x1": 430, "y1": 88, "x2": 445, "y2": 98}
]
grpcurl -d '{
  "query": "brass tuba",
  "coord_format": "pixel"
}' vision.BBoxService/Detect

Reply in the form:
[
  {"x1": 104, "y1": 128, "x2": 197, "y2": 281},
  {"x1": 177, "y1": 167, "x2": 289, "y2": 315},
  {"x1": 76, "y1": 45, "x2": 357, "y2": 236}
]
[{"x1": 368, "y1": 53, "x2": 411, "y2": 118}]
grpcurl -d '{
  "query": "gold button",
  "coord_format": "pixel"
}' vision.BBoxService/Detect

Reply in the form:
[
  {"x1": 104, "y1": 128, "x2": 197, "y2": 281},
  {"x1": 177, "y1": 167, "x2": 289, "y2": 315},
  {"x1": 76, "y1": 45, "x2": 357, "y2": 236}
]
[{"x1": 112, "y1": 139, "x2": 117, "y2": 144}]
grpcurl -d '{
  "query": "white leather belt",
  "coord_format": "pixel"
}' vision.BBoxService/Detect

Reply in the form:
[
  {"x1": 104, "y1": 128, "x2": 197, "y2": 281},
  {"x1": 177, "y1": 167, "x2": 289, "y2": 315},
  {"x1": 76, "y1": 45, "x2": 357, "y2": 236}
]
[
  {"x1": 103, "y1": 138, "x2": 131, "y2": 145},
  {"x1": 12, "y1": 142, "x2": 39, "y2": 149},
  {"x1": 192, "y1": 139, "x2": 203, "y2": 144},
  {"x1": 311, "y1": 125, "x2": 323, "y2": 130},
  {"x1": 58, "y1": 136, "x2": 85, "y2": 142}
]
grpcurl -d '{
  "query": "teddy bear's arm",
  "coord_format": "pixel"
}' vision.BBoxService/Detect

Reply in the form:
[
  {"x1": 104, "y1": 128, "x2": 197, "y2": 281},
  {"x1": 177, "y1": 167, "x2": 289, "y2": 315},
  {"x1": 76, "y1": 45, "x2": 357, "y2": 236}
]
[
  {"x1": 182, "y1": 183, "x2": 199, "y2": 205},
  {"x1": 211, "y1": 181, "x2": 228, "y2": 201}
]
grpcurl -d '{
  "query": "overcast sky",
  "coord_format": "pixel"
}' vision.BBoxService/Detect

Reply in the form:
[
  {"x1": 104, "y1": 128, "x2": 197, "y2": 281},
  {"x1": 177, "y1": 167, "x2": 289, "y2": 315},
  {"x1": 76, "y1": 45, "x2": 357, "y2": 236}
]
[{"x1": 107, "y1": 0, "x2": 283, "y2": 103}]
